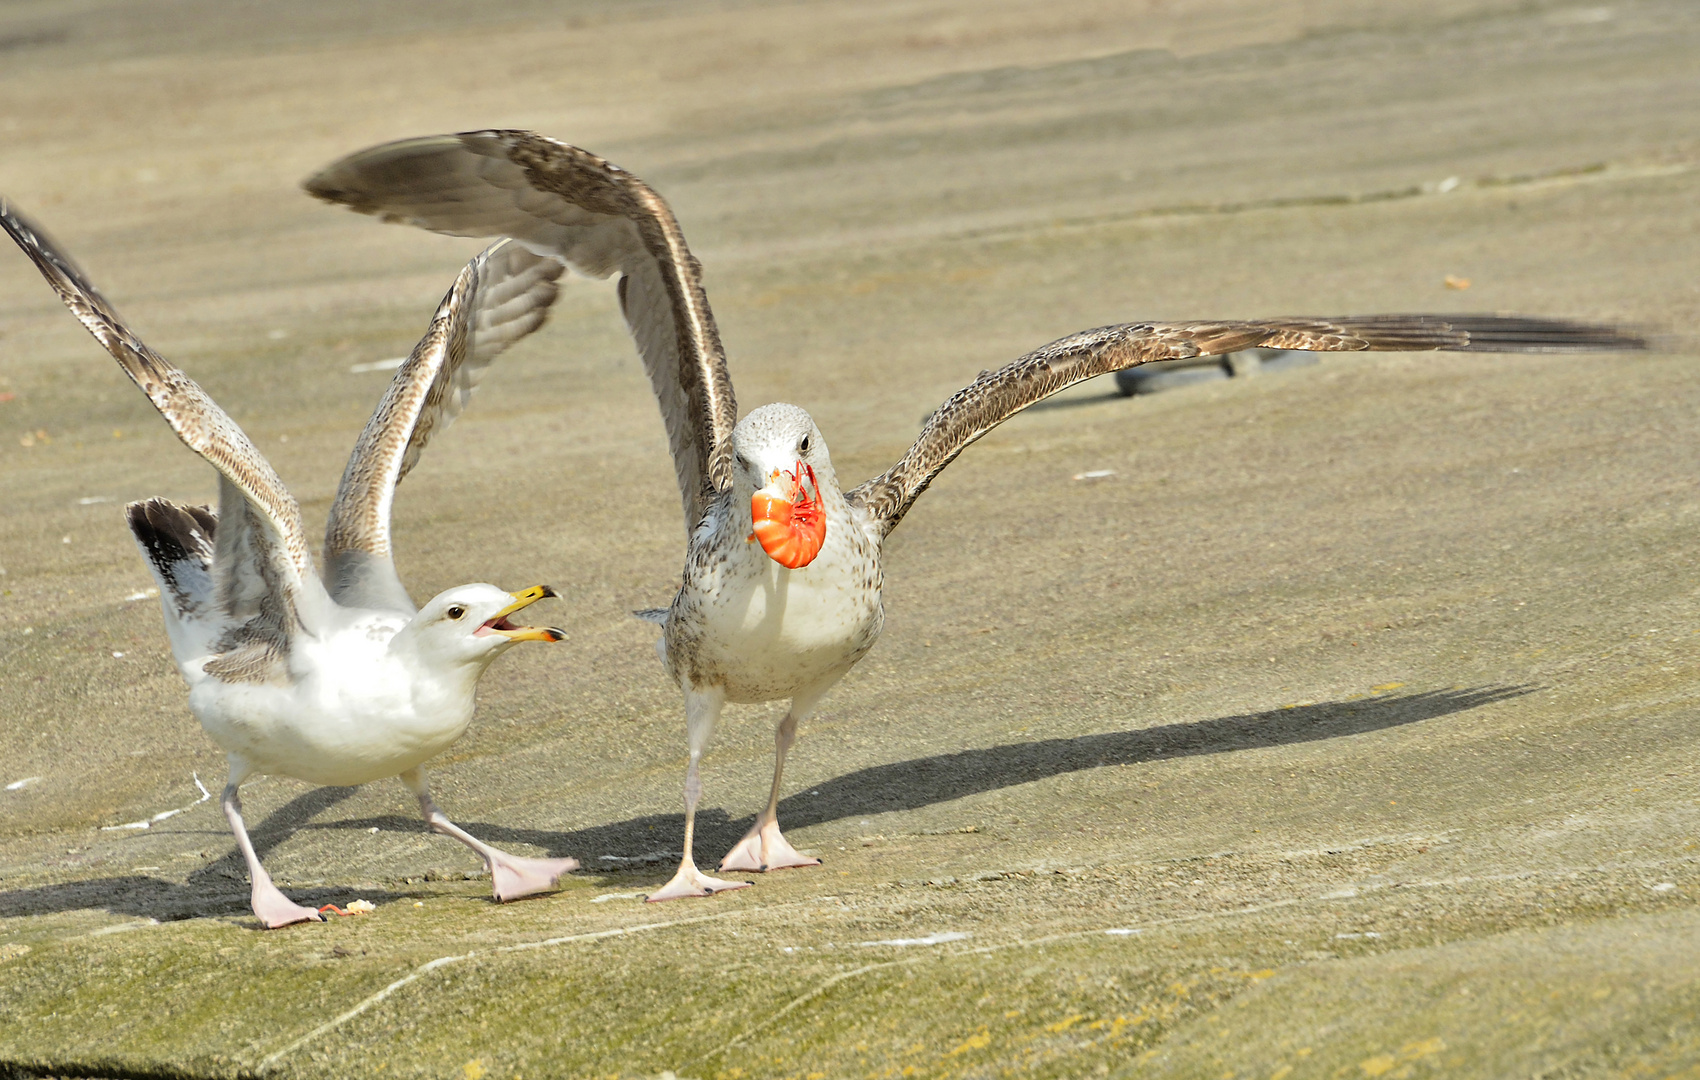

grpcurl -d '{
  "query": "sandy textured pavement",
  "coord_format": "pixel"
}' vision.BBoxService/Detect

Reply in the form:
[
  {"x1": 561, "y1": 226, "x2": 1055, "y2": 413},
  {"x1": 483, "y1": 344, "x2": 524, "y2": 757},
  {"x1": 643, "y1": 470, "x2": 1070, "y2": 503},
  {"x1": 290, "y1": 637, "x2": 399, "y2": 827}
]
[{"x1": 1, "y1": 0, "x2": 1698, "y2": 1076}]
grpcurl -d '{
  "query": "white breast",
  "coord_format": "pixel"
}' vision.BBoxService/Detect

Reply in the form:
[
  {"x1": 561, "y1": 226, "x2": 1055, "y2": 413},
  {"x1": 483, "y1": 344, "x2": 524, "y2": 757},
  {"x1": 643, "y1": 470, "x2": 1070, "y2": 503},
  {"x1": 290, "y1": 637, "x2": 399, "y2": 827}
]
[
  {"x1": 676, "y1": 502, "x2": 884, "y2": 703},
  {"x1": 187, "y1": 614, "x2": 476, "y2": 786}
]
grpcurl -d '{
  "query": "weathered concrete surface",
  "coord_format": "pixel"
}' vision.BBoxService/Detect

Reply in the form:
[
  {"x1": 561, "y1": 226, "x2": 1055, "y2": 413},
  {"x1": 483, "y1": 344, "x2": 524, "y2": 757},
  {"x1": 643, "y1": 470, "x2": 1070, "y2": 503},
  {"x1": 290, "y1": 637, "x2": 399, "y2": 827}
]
[{"x1": 1, "y1": 0, "x2": 1698, "y2": 1076}]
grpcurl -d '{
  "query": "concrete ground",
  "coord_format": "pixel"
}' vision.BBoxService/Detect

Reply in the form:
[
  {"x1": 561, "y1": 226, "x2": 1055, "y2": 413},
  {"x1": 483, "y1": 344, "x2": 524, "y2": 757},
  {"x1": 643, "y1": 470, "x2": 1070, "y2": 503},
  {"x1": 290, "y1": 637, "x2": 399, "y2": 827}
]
[{"x1": 1, "y1": 0, "x2": 1698, "y2": 1076}]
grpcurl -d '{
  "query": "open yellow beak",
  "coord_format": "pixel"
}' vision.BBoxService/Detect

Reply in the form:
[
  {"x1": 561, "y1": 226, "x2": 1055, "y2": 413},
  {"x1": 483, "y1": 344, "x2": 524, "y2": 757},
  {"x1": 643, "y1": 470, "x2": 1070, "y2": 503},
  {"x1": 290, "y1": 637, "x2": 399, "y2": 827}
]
[{"x1": 476, "y1": 585, "x2": 565, "y2": 643}]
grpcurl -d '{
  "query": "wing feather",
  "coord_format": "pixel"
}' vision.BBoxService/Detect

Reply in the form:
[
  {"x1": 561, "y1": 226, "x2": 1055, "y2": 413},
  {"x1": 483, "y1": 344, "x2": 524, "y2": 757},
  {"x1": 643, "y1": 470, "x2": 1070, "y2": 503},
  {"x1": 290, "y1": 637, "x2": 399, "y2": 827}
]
[
  {"x1": 306, "y1": 129, "x2": 736, "y2": 532},
  {"x1": 848, "y1": 314, "x2": 1646, "y2": 533},
  {"x1": 322, "y1": 239, "x2": 563, "y2": 612},
  {"x1": 0, "y1": 199, "x2": 324, "y2": 679}
]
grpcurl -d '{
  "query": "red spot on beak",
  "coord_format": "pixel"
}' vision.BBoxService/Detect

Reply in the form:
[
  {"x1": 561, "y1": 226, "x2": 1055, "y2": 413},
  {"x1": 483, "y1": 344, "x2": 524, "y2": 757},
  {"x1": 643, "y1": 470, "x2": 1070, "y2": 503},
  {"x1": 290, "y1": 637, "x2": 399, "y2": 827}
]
[{"x1": 750, "y1": 461, "x2": 826, "y2": 569}]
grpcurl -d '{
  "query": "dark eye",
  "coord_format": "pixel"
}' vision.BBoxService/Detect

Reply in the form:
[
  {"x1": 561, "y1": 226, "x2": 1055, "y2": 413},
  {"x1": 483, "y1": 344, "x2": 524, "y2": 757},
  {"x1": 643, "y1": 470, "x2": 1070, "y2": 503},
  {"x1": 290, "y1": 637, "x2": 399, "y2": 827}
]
[
  {"x1": 446, "y1": 605, "x2": 467, "y2": 620},
  {"x1": 799, "y1": 435, "x2": 812, "y2": 455},
  {"x1": 736, "y1": 453, "x2": 752, "y2": 471}
]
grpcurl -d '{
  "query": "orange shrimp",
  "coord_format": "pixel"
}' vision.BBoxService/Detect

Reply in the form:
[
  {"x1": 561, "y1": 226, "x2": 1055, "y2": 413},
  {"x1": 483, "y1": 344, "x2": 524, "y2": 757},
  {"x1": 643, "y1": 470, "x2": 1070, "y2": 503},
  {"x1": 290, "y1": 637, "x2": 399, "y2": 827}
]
[{"x1": 750, "y1": 461, "x2": 827, "y2": 569}]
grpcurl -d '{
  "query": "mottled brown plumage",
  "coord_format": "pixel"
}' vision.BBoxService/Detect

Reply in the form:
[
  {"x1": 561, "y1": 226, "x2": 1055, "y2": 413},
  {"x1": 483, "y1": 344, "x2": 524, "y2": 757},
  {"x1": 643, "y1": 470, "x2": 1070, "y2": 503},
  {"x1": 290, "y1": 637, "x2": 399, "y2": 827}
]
[
  {"x1": 1, "y1": 201, "x2": 563, "y2": 671},
  {"x1": 2, "y1": 199, "x2": 316, "y2": 682},
  {"x1": 323, "y1": 239, "x2": 562, "y2": 612},
  {"x1": 306, "y1": 132, "x2": 1645, "y2": 547},
  {"x1": 308, "y1": 130, "x2": 737, "y2": 532},
  {"x1": 847, "y1": 314, "x2": 1646, "y2": 532}
]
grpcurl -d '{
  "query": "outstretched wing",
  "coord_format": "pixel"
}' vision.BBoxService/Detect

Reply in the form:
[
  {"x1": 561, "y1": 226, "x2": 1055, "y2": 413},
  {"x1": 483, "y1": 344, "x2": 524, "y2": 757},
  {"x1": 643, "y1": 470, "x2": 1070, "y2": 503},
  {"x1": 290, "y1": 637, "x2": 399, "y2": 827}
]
[
  {"x1": 848, "y1": 314, "x2": 1646, "y2": 534},
  {"x1": 305, "y1": 129, "x2": 737, "y2": 534},
  {"x1": 0, "y1": 199, "x2": 325, "y2": 681},
  {"x1": 322, "y1": 239, "x2": 563, "y2": 613}
]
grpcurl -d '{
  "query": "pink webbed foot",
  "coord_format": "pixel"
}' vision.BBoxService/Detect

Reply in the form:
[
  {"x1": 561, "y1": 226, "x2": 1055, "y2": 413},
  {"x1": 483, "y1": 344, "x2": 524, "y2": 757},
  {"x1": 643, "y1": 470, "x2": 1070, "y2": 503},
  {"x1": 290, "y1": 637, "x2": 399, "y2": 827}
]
[
  {"x1": 645, "y1": 860, "x2": 751, "y2": 903},
  {"x1": 719, "y1": 819, "x2": 822, "y2": 873},
  {"x1": 488, "y1": 853, "x2": 580, "y2": 902},
  {"x1": 250, "y1": 882, "x2": 323, "y2": 929}
]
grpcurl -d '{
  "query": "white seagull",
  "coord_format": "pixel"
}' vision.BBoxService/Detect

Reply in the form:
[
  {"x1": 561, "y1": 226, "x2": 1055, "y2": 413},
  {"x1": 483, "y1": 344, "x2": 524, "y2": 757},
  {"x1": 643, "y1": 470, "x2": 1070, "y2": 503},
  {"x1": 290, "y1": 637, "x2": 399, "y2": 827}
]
[
  {"x1": 305, "y1": 130, "x2": 1645, "y2": 901},
  {"x1": 1, "y1": 200, "x2": 580, "y2": 926}
]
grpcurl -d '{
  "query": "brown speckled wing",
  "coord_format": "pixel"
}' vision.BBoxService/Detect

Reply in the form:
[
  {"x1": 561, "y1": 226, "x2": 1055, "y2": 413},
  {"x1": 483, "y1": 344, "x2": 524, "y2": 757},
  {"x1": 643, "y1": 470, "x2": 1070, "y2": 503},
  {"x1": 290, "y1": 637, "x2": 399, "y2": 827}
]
[
  {"x1": 321, "y1": 239, "x2": 563, "y2": 613},
  {"x1": 306, "y1": 129, "x2": 737, "y2": 534},
  {"x1": 0, "y1": 199, "x2": 325, "y2": 681},
  {"x1": 847, "y1": 314, "x2": 1646, "y2": 534}
]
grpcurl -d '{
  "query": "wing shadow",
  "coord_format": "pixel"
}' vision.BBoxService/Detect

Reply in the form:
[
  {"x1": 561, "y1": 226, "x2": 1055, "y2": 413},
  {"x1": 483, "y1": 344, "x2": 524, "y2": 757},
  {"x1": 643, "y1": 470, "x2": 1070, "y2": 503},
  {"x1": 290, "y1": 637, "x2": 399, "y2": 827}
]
[
  {"x1": 0, "y1": 785, "x2": 397, "y2": 922},
  {"x1": 0, "y1": 686, "x2": 1529, "y2": 918},
  {"x1": 316, "y1": 685, "x2": 1534, "y2": 862}
]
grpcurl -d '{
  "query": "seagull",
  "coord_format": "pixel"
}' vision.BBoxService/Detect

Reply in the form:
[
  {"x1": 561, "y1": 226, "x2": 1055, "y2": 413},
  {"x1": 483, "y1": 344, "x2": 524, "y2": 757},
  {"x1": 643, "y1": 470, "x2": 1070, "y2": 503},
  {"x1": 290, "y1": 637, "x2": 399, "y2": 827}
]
[
  {"x1": 0, "y1": 200, "x2": 580, "y2": 926},
  {"x1": 305, "y1": 129, "x2": 1645, "y2": 901}
]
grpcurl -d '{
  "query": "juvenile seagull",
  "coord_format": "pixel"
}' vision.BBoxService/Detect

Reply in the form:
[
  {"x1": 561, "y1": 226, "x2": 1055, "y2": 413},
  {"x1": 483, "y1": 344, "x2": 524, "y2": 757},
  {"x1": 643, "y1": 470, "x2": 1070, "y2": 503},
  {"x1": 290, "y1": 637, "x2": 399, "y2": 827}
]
[
  {"x1": 1, "y1": 201, "x2": 578, "y2": 926},
  {"x1": 306, "y1": 130, "x2": 1645, "y2": 900}
]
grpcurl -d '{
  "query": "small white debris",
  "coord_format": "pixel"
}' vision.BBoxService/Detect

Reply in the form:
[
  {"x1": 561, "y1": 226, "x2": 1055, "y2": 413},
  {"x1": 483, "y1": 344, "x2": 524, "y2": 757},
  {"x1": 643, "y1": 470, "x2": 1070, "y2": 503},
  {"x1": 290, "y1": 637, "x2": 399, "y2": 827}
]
[
  {"x1": 5, "y1": 777, "x2": 41, "y2": 791},
  {"x1": 597, "y1": 851, "x2": 682, "y2": 865},
  {"x1": 112, "y1": 651, "x2": 124, "y2": 658},
  {"x1": 1072, "y1": 469, "x2": 1116, "y2": 481},
  {"x1": 368, "y1": 827, "x2": 379, "y2": 834},
  {"x1": 350, "y1": 357, "x2": 408, "y2": 374},
  {"x1": 21, "y1": 627, "x2": 32, "y2": 635},
  {"x1": 346, "y1": 899, "x2": 376, "y2": 914},
  {"x1": 1436, "y1": 176, "x2": 1461, "y2": 193},
  {"x1": 124, "y1": 588, "x2": 160, "y2": 602},
  {"x1": 60, "y1": 536, "x2": 71, "y2": 544},
  {"x1": 133, "y1": 866, "x2": 159, "y2": 872},
  {"x1": 1104, "y1": 928, "x2": 1141, "y2": 936},
  {"x1": 267, "y1": 329, "x2": 288, "y2": 341},
  {"x1": 590, "y1": 892, "x2": 644, "y2": 903},
  {"x1": 76, "y1": 496, "x2": 112, "y2": 505},
  {"x1": 1652, "y1": 882, "x2": 1677, "y2": 893},
  {"x1": 857, "y1": 931, "x2": 971, "y2": 948},
  {"x1": 413, "y1": 901, "x2": 424, "y2": 908},
  {"x1": 1321, "y1": 888, "x2": 1359, "y2": 900},
  {"x1": 1335, "y1": 931, "x2": 1382, "y2": 939}
]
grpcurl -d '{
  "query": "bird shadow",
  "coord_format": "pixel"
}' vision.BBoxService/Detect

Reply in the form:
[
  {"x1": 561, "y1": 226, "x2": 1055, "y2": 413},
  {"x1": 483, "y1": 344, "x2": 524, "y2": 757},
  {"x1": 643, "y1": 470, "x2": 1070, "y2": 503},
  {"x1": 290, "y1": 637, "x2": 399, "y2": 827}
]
[
  {"x1": 0, "y1": 785, "x2": 417, "y2": 923},
  {"x1": 433, "y1": 684, "x2": 1532, "y2": 862},
  {"x1": 0, "y1": 686, "x2": 1527, "y2": 921}
]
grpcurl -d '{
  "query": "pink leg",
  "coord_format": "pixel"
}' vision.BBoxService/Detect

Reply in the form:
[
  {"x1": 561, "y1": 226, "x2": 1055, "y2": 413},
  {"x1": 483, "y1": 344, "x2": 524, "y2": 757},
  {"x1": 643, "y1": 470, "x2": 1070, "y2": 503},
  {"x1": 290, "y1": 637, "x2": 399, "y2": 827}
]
[
  {"x1": 648, "y1": 686, "x2": 750, "y2": 902},
  {"x1": 221, "y1": 775, "x2": 321, "y2": 929},
  {"x1": 401, "y1": 768, "x2": 578, "y2": 902},
  {"x1": 720, "y1": 702, "x2": 821, "y2": 873}
]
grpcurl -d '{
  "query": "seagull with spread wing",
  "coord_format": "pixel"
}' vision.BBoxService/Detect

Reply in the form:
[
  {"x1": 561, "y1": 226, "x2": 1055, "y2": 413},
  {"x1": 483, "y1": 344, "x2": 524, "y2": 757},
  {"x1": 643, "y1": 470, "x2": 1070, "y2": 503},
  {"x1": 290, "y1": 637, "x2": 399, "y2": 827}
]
[
  {"x1": 305, "y1": 130, "x2": 1645, "y2": 901},
  {"x1": 1, "y1": 200, "x2": 579, "y2": 926}
]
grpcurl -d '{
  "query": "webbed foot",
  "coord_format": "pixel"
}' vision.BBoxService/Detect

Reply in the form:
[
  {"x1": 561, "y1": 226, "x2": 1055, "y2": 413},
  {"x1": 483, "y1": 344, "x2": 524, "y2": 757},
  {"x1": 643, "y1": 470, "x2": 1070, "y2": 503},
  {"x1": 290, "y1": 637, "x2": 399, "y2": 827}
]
[
  {"x1": 645, "y1": 860, "x2": 750, "y2": 902},
  {"x1": 719, "y1": 819, "x2": 821, "y2": 873},
  {"x1": 489, "y1": 853, "x2": 580, "y2": 902}
]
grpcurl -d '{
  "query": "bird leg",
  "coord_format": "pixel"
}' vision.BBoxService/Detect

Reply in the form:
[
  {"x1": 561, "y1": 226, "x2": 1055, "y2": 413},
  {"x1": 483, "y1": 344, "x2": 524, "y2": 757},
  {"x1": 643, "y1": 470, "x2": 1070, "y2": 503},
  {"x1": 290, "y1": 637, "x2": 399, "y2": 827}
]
[
  {"x1": 400, "y1": 767, "x2": 578, "y2": 902},
  {"x1": 221, "y1": 775, "x2": 321, "y2": 929},
  {"x1": 648, "y1": 685, "x2": 750, "y2": 902},
  {"x1": 720, "y1": 699, "x2": 822, "y2": 873}
]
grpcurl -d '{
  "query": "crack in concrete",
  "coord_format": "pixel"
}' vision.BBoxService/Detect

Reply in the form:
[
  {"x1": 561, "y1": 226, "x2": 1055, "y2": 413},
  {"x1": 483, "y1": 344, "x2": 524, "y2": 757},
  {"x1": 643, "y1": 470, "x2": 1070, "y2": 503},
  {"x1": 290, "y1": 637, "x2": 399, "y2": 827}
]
[
  {"x1": 255, "y1": 908, "x2": 744, "y2": 1072},
  {"x1": 692, "y1": 851, "x2": 1700, "y2": 1066}
]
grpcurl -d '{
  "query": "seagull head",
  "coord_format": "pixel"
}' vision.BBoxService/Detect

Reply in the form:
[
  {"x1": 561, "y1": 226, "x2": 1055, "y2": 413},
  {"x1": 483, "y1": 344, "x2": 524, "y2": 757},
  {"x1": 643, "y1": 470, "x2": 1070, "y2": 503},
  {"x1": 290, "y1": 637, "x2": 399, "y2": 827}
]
[
  {"x1": 732, "y1": 403, "x2": 839, "y2": 570},
  {"x1": 398, "y1": 584, "x2": 564, "y2": 668}
]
